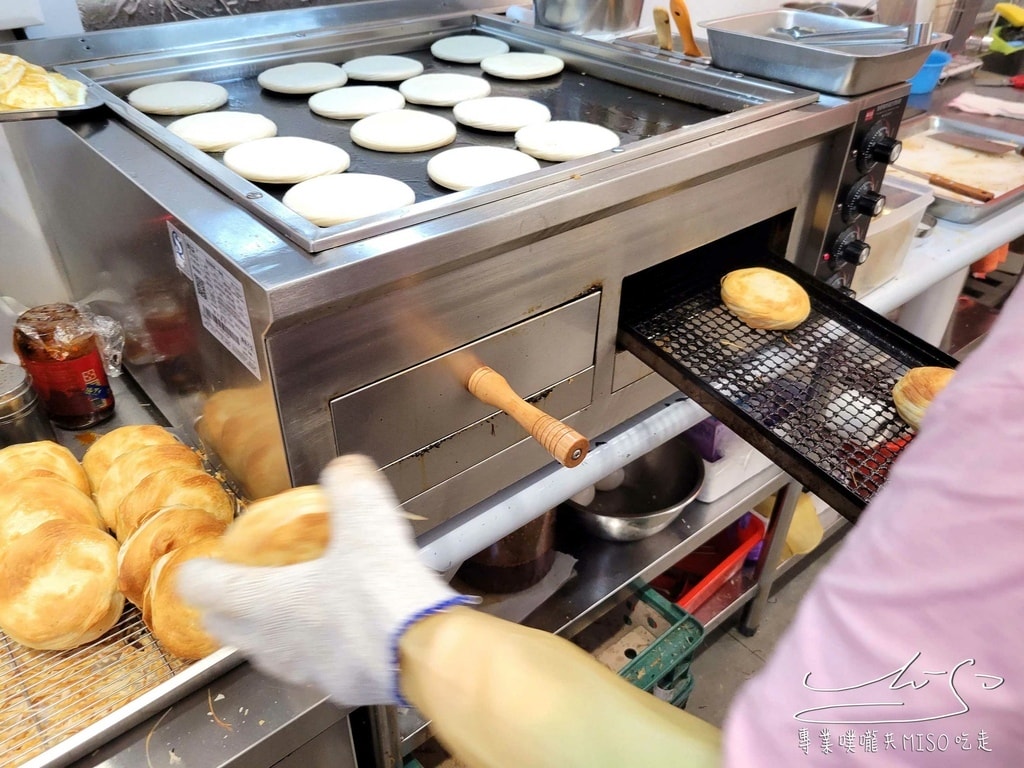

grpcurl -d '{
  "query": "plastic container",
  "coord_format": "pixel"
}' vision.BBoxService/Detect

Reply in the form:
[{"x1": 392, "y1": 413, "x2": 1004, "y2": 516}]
[
  {"x1": 684, "y1": 418, "x2": 775, "y2": 503},
  {"x1": 851, "y1": 176, "x2": 934, "y2": 295},
  {"x1": 908, "y1": 49, "x2": 952, "y2": 94},
  {"x1": 651, "y1": 514, "x2": 766, "y2": 614}
]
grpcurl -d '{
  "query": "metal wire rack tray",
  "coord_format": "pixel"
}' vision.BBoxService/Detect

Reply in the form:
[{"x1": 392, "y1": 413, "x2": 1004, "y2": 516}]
[{"x1": 618, "y1": 243, "x2": 959, "y2": 522}]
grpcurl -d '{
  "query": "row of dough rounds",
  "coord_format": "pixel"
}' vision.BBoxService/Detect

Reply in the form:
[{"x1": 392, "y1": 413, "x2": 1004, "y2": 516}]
[
  {"x1": 127, "y1": 37, "x2": 619, "y2": 226},
  {"x1": 0, "y1": 428, "x2": 235, "y2": 659}
]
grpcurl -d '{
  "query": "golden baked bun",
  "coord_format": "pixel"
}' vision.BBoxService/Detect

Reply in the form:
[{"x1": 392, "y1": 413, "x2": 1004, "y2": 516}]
[
  {"x1": 82, "y1": 424, "x2": 182, "y2": 493},
  {"x1": 720, "y1": 267, "x2": 811, "y2": 331},
  {"x1": 892, "y1": 366, "x2": 956, "y2": 431},
  {"x1": 0, "y1": 440, "x2": 90, "y2": 495},
  {"x1": 0, "y1": 477, "x2": 103, "y2": 549},
  {"x1": 0, "y1": 520, "x2": 123, "y2": 650},
  {"x1": 200, "y1": 387, "x2": 290, "y2": 501},
  {"x1": 115, "y1": 466, "x2": 235, "y2": 542},
  {"x1": 118, "y1": 506, "x2": 228, "y2": 607},
  {"x1": 143, "y1": 537, "x2": 222, "y2": 659},
  {"x1": 94, "y1": 443, "x2": 203, "y2": 532},
  {"x1": 220, "y1": 486, "x2": 330, "y2": 566}
]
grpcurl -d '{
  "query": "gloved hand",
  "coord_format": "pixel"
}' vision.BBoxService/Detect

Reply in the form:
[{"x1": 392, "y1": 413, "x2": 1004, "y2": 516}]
[{"x1": 177, "y1": 454, "x2": 475, "y2": 706}]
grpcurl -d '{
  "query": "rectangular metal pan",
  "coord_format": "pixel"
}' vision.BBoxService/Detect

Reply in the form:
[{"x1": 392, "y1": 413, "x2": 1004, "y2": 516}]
[
  {"x1": 69, "y1": 13, "x2": 817, "y2": 253},
  {"x1": 700, "y1": 10, "x2": 948, "y2": 95},
  {"x1": 0, "y1": 81, "x2": 103, "y2": 122},
  {"x1": 893, "y1": 115, "x2": 1024, "y2": 223},
  {"x1": 618, "y1": 240, "x2": 958, "y2": 522}
]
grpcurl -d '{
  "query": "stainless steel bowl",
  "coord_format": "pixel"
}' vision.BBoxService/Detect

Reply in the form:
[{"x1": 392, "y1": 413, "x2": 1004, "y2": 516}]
[
  {"x1": 533, "y1": 0, "x2": 645, "y2": 36},
  {"x1": 564, "y1": 435, "x2": 705, "y2": 542}
]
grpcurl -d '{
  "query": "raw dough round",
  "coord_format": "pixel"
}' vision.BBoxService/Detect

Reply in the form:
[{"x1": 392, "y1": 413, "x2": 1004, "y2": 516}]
[
  {"x1": 427, "y1": 146, "x2": 540, "y2": 191},
  {"x1": 399, "y1": 73, "x2": 491, "y2": 107},
  {"x1": 480, "y1": 52, "x2": 565, "y2": 80},
  {"x1": 223, "y1": 136, "x2": 350, "y2": 183},
  {"x1": 430, "y1": 35, "x2": 510, "y2": 64},
  {"x1": 127, "y1": 80, "x2": 229, "y2": 115},
  {"x1": 308, "y1": 85, "x2": 405, "y2": 119},
  {"x1": 514, "y1": 120, "x2": 620, "y2": 161},
  {"x1": 167, "y1": 111, "x2": 278, "y2": 151},
  {"x1": 349, "y1": 110, "x2": 456, "y2": 153},
  {"x1": 342, "y1": 55, "x2": 424, "y2": 82},
  {"x1": 453, "y1": 96, "x2": 551, "y2": 132},
  {"x1": 283, "y1": 173, "x2": 416, "y2": 226},
  {"x1": 256, "y1": 62, "x2": 347, "y2": 94}
]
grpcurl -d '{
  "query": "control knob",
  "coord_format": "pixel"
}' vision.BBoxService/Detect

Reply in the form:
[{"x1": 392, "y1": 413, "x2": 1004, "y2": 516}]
[
  {"x1": 843, "y1": 178, "x2": 886, "y2": 222},
  {"x1": 858, "y1": 124, "x2": 902, "y2": 172},
  {"x1": 829, "y1": 227, "x2": 871, "y2": 267}
]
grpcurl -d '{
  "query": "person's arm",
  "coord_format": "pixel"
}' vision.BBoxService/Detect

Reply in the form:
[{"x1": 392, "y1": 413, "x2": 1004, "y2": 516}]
[
  {"x1": 178, "y1": 454, "x2": 720, "y2": 767},
  {"x1": 401, "y1": 607, "x2": 720, "y2": 767},
  {"x1": 722, "y1": 284, "x2": 1024, "y2": 765}
]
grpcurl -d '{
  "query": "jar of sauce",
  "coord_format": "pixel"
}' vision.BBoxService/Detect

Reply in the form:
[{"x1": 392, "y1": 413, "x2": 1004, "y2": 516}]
[{"x1": 13, "y1": 303, "x2": 115, "y2": 429}]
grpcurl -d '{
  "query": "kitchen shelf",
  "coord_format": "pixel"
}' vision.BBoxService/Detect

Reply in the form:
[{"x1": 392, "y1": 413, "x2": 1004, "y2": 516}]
[{"x1": 521, "y1": 465, "x2": 790, "y2": 638}]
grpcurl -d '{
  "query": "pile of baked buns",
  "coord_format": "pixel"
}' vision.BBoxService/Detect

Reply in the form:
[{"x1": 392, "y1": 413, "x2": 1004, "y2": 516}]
[
  {"x1": 0, "y1": 426, "x2": 236, "y2": 659},
  {"x1": 0, "y1": 53, "x2": 86, "y2": 111}
]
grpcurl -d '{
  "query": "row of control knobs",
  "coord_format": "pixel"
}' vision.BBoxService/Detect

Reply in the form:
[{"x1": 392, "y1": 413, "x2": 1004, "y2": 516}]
[{"x1": 830, "y1": 125, "x2": 903, "y2": 268}]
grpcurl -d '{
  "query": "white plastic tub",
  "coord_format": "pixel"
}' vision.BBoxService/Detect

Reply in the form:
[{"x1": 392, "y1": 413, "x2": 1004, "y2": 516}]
[{"x1": 852, "y1": 176, "x2": 934, "y2": 296}]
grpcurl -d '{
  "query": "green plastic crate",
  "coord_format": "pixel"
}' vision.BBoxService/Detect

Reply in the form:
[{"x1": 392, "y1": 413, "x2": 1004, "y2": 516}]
[{"x1": 570, "y1": 584, "x2": 704, "y2": 698}]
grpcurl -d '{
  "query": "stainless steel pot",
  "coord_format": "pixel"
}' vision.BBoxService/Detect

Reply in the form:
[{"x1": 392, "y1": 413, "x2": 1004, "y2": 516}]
[{"x1": 533, "y1": 0, "x2": 644, "y2": 36}]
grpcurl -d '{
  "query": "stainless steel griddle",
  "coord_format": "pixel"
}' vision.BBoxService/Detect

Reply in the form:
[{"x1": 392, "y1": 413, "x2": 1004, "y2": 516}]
[{"x1": 71, "y1": 14, "x2": 819, "y2": 251}]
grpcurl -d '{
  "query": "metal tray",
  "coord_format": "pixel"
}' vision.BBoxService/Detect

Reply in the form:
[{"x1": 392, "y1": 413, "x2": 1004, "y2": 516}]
[
  {"x1": 893, "y1": 115, "x2": 1024, "y2": 223},
  {"x1": 618, "y1": 243, "x2": 958, "y2": 522},
  {"x1": 69, "y1": 13, "x2": 817, "y2": 253},
  {"x1": 700, "y1": 10, "x2": 949, "y2": 95},
  {"x1": 0, "y1": 83, "x2": 103, "y2": 123}
]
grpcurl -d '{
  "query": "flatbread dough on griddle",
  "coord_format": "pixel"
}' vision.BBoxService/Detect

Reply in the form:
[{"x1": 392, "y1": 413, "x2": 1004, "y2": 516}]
[
  {"x1": 349, "y1": 110, "x2": 456, "y2": 153},
  {"x1": 342, "y1": 55, "x2": 424, "y2": 82},
  {"x1": 168, "y1": 111, "x2": 278, "y2": 152},
  {"x1": 479, "y1": 52, "x2": 564, "y2": 80},
  {"x1": 427, "y1": 146, "x2": 541, "y2": 191},
  {"x1": 257, "y1": 62, "x2": 347, "y2": 94},
  {"x1": 223, "y1": 136, "x2": 350, "y2": 183},
  {"x1": 430, "y1": 35, "x2": 510, "y2": 64},
  {"x1": 399, "y1": 73, "x2": 491, "y2": 107},
  {"x1": 308, "y1": 86, "x2": 405, "y2": 119},
  {"x1": 453, "y1": 96, "x2": 551, "y2": 133},
  {"x1": 514, "y1": 120, "x2": 620, "y2": 161},
  {"x1": 283, "y1": 173, "x2": 416, "y2": 226},
  {"x1": 127, "y1": 81, "x2": 228, "y2": 116}
]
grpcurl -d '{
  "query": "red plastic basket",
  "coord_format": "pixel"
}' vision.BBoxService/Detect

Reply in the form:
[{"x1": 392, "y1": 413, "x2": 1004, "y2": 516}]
[{"x1": 652, "y1": 514, "x2": 766, "y2": 614}]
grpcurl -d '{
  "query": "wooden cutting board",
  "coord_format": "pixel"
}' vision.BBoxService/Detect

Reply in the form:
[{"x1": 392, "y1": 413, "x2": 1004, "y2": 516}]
[{"x1": 891, "y1": 129, "x2": 1024, "y2": 203}]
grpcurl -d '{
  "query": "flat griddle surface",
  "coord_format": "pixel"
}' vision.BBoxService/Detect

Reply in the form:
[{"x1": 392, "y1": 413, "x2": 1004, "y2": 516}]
[
  {"x1": 113, "y1": 45, "x2": 726, "y2": 205},
  {"x1": 618, "y1": 243, "x2": 959, "y2": 521}
]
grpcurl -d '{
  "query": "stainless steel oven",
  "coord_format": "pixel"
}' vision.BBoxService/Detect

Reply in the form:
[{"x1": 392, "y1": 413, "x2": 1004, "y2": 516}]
[{"x1": 0, "y1": 1, "x2": 910, "y2": 764}]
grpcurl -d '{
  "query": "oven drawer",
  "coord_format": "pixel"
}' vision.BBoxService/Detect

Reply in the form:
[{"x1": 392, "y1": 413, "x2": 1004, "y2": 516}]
[{"x1": 330, "y1": 292, "x2": 599, "y2": 499}]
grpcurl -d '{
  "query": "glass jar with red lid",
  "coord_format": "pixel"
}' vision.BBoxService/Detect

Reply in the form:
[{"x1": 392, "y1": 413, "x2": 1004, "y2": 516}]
[{"x1": 13, "y1": 303, "x2": 115, "y2": 429}]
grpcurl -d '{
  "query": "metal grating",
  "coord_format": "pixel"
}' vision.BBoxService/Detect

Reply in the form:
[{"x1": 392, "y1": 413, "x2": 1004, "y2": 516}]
[
  {"x1": 619, "y1": 246, "x2": 958, "y2": 521},
  {"x1": 0, "y1": 606, "x2": 193, "y2": 764}
]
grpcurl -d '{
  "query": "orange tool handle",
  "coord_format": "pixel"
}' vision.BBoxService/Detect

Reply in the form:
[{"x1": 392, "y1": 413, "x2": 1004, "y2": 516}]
[
  {"x1": 922, "y1": 173, "x2": 995, "y2": 202},
  {"x1": 669, "y1": 0, "x2": 703, "y2": 57},
  {"x1": 465, "y1": 366, "x2": 588, "y2": 468}
]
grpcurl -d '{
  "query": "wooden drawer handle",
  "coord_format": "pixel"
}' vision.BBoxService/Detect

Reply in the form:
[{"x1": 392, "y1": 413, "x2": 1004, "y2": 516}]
[{"x1": 465, "y1": 365, "x2": 589, "y2": 468}]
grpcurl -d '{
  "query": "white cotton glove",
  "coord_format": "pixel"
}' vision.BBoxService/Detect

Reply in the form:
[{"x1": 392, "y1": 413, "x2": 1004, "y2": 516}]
[
  {"x1": 176, "y1": 454, "x2": 475, "y2": 706},
  {"x1": 948, "y1": 92, "x2": 1024, "y2": 120}
]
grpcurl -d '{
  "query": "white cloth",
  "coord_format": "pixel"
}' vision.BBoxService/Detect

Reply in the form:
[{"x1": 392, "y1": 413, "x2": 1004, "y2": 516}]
[
  {"x1": 177, "y1": 455, "x2": 474, "y2": 706},
  {"x1": 947, "y1": 92, "x2": 1024, "y2": 120},
  {"x1": 724, "y1": 284, "x2": 1024, "y2": 764}
]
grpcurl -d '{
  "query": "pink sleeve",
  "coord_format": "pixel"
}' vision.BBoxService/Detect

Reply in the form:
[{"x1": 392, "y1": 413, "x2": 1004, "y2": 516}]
[{"x1": 722, "y1": 286, "x2": 1024, "y2": 766}]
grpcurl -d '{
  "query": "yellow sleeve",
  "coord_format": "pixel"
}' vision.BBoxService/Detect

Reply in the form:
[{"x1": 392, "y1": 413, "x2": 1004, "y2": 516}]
[{"x1": 400, "y1": 607, "x2": 722, "y2": 767}]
